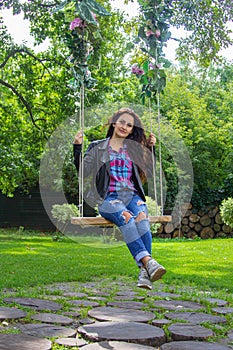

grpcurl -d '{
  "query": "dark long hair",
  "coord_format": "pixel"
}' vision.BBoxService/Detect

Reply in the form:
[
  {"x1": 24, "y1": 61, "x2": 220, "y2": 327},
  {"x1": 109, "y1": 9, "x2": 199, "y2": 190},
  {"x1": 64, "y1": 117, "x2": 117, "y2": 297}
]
[
  {"x1": 106, "y1": 108, "x2": 151, "y2": 183},
  {"x1": 106, "y1": 108, "x2": 147, "y2": 146}
]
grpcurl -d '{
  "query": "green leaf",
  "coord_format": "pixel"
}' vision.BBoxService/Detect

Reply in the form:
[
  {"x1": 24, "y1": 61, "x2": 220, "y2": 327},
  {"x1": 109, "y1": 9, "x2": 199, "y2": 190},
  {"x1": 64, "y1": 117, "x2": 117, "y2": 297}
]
[
  {"x1": 77, "y1": 2, "x2": 98, "y2": 25},
  {"x1": 140, "y1": 75, "x2": 148, "y2": 85},
  {"x1": 83, "y1": 0, "x2": 111, "y2": 16},
  {"x1": 52, "y1": 0, "x2": 72, "y2": 13},
  {"x1": 142, "y1": 60, "x2": 149, "y2": 73},
  {"x1": 138, "y1": 26, "x2": 146, "y2": 40}
]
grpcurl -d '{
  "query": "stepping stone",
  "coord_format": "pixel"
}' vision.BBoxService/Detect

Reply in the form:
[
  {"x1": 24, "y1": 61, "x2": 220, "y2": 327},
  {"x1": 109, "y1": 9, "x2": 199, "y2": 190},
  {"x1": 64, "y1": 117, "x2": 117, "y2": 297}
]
[
  {"x1": 0, "y1": 307, "x2": 26, "y2": 320},
  {"x1": 88, "y1": 306, "x2": 155, "y2": 323},
  {"x1": 114, "y1": 295, "x2": 145, "y2": 301},
  {"x1": 116, "y1": 291, "x2": 138, "y2": 297},
  {"x1": 18, "y1": 323, "x2": 76, "y2": 338},
  {"x1": 31, "y1": 313, "x2": 74, "y2": 325},
  {"x1": 78, "y1": 321, "x2": 166, "y2": 347},
  {"x1": 55, "y1": 337, "x2": 87, "y2": 347},
  {"x1": 4, "y1": 297, "x2": 62, "y2": 311},
  {"x1": 148, "y1": 292, "x2": 181, "y2": 298},
  {"x1": 69, "y1": 300, "x2": 100, "y2": 307},
  {"x1": 81, "y1": 340, "x2": 156, "y2": 349},
  {"x1": 212, "y1": 307, "x2": 233, "y2": 315},
  {"x1": 152, "y1": 319, "x2": 171, "y2": 327},
  {"x1": 152, "y1": 299, "x2": 204, "y2": 311},
  {"x1": 64, "y1": 292, "x2": 87, "y2": 298},
  {"x1": 62, "y1": 311, "x2": 81, "y2": 317},
  {"x1": 88, "y1": 296, "x2": 107, "y2": 301},
  {"x1": 88, "y1": 290, "x2": 110, "y2": 297},
  {"x1": 165, "y1": 311, "x2": 227, "y2": 324},
  {"x1": 79, "y1": 318, "x2": 96, "y2": 325},
  {"x1": 0, "y1": 334, "x2": 52, "y2": 350},
  {"x1": 161, "y1": 340, "x2": 232, "y2": 349},
  {"x1": 168, "y1": 322, "x2": 214, "y2": 340},
  {"x1": 107, "y1": 301, "x2": 146, "y2": 310},
  {"x1": 218, "y1": 330, "x2": 233, "y2": 348},
  {"x1": 206, "y1": 298, "x2": 228, "y2": 306}
]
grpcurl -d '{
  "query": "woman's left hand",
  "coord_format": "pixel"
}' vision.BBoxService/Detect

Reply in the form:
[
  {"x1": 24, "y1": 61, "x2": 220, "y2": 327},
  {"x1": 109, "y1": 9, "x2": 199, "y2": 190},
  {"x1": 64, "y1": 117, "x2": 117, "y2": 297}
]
[{"x1": 147, "y1": 133, "x2": 156, "y2": 147}]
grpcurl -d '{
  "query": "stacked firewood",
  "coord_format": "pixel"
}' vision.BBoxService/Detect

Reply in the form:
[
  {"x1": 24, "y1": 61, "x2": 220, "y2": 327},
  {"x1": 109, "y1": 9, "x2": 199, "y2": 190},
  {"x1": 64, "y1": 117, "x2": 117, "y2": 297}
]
[{"x1": 158, "y1": 204, "x2": 233, "y2": 239}]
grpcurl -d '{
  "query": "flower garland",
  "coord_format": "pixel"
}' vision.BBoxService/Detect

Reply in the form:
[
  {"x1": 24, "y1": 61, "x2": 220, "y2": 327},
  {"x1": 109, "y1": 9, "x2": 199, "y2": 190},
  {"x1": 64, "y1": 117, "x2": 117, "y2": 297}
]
[
  {"x1": 54, "y1": 0, "x2": 110, "y2": 90},
  {"x1": 132, "y1": 0, "x2": 173, "y2": 103}
]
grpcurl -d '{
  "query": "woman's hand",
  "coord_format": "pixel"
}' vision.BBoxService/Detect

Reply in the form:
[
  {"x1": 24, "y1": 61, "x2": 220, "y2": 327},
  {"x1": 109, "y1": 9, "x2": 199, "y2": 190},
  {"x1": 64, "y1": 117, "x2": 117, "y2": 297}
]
[
  {"x1": 73, "y1": 130, "x2": 83, "y2": 145},
  {"x1": 147, "y1": 133, "x2": 156, "y2": 147}
]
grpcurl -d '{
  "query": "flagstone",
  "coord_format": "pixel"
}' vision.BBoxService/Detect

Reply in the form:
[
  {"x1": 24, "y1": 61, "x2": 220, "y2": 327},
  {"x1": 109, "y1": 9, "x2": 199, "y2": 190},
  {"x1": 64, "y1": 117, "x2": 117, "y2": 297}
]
[
  {"x1": 0, "y1": 334, "x2": 52, "y2": 350},
  {"x1": 78, "y1": 321, "x2": 166, "y2": 347},
  {"x1": 161, "y1": 340, "x2": 232, "y2": 349},
  {"x1": 88, "y1": 306, "x2": 155, "y2": 323},
  {"x1": 168, "y1": 322, "x2": 215, "y2": 340},
  {"x1": 81, "y1": 340, "x2": 157, "y2": 349},
  {"x1": 3, "y1": 297, "x2": 62, "y2": 311},
  {"x1": 165, "y1": 311, "x2": 227, "y2": 324},
  {"x1": 0, "y1": 307, "x2": 26, "y2": 320}
]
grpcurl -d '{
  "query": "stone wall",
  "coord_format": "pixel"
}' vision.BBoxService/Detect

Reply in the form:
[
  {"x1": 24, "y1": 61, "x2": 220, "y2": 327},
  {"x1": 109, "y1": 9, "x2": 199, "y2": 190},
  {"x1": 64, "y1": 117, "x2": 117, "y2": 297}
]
[{"x1": 158, "y1": 203, "x2": 233, "y2": 239}]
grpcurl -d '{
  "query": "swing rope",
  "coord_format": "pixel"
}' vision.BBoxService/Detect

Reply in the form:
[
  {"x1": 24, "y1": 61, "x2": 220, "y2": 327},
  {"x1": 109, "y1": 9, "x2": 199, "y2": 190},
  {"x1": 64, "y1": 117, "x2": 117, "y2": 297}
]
[
  {"x1": 148, "y1": 98, "x2": 158, "y2": 216},
  {"x1": 157, "y1": 93, "x2": 164, "y2": 215},
  {"x1": 78, "y1": 81, "x2": 85, "y2": 218}
]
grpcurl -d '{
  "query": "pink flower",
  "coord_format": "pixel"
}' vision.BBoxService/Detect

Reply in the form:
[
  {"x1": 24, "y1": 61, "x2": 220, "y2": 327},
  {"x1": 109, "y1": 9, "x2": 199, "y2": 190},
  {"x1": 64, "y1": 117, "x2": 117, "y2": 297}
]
[
  {"x1": 131, "y1": 65, "x2": 145, "y2": 75},
  {"x1": 149, "y1": 63, "x2": 156, "y2": 69},
  {"x1": 146, "y1": 30, "x2": 154, "y2": 37},
  {"x1": 149, "y1": 63, "x2": 161, "y2": 69},
  {"x1": 70, "y1": 18, "x2": 87, "y2": 30},
  {"x1": 155, "y1": 29, "x2": 161, "y2": 38},
  {"x1": 91, "y1": 12, "x2": 97, "y2": 21}
]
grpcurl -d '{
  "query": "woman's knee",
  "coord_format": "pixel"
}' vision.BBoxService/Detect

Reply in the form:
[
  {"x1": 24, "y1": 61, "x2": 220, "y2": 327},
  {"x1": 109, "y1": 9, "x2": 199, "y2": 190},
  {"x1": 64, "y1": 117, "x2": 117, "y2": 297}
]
[
  {"x1": 122, "y1": 211, "x2": 133, "y2": 224},
  {"x1": 135, "y1": 211, "x2": 147, "y2": 222}
]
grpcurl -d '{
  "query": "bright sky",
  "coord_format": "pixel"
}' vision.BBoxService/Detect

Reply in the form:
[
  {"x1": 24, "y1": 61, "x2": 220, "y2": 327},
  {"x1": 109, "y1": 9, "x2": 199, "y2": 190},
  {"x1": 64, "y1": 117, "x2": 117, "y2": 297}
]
[{"x1": 1, "y1": 0, "x2": 232, "y2": 62}]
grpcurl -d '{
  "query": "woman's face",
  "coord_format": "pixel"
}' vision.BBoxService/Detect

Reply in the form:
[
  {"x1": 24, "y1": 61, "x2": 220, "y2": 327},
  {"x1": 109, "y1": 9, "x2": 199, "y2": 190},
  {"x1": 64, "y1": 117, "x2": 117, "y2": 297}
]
[{"x1": 112, "y1": 113, "x2": 134, "y2": 139}]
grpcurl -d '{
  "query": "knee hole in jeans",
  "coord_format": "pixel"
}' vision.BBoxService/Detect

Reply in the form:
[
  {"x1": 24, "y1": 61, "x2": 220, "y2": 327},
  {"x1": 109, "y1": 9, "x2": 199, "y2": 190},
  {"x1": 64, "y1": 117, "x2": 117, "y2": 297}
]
[
  {"x1": 122, "y1": 211, "x2": 132, "y2": 224},
  {"x1": 135, "y1": 211, "x2": 147, "y2": 223}
]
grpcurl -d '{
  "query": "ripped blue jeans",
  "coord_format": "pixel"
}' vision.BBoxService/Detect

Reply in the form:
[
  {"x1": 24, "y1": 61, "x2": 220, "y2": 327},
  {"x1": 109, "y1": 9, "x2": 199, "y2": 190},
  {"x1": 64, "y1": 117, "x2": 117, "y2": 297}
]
[{"x1": 98, "y1": 190, "x2": 152, "y2": 267}]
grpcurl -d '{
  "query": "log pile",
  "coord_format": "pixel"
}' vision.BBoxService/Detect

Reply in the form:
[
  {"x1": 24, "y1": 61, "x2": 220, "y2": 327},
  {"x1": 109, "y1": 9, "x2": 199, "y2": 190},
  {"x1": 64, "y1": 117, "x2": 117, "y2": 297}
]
[{"x1": 157, "y1": 203, "x2": 233, "y2": 239}]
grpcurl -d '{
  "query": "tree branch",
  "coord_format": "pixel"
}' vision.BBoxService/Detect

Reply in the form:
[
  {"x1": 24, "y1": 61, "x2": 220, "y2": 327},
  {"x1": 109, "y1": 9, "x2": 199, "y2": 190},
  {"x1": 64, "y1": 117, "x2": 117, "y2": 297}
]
[
  {"x1": 0, "y1": 78, "x2": 42, "y2": 130},
  {"x1": 0, "y1": 48, "x2": 54, "y2": 78}
]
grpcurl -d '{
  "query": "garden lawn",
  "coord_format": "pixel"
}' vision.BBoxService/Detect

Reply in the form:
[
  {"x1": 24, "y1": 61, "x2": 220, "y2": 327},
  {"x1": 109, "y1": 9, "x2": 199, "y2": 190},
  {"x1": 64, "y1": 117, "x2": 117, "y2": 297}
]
[{"x1": 0, "y1": 229, "x2": 232, "y2": 295}]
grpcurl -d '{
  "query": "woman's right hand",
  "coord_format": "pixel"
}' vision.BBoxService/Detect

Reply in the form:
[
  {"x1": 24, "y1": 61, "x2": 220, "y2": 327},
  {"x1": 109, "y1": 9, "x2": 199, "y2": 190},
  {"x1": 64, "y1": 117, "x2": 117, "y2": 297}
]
[{"x1": 73, "y1": 130, "x2": 83, "y2": 144}]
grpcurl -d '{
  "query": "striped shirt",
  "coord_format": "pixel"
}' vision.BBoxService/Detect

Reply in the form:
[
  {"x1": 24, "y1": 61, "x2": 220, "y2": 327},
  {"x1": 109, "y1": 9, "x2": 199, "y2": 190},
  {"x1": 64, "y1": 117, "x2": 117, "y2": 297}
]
[{"x1": 108, "y1": 144, "x2": 136, "y2": 192}]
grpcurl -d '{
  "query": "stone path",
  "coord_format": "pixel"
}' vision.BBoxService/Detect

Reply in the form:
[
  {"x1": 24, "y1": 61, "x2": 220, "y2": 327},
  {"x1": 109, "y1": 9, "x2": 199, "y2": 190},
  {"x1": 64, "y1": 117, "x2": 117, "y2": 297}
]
[{"x1": 0, "y1": 278, "x2": 233, "y2": 349}]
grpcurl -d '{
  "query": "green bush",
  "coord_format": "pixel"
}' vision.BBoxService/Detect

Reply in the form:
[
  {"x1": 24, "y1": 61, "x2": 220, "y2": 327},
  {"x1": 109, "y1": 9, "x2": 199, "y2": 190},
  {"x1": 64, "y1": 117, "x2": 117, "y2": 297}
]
[
  {"x1": 145, "y1": 196, "x2": 161, "y2": 236},
  {"x1": 51, "y1": 203, "x2": 79, "y2": 240},
  {"x1": 220, "y1": 197, "x2": 233, "y2": 228}
]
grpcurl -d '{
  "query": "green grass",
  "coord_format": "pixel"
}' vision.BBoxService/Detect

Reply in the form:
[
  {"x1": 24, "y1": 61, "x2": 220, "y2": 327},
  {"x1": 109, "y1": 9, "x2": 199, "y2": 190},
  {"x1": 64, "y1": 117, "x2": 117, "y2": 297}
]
[
  {"x1": 0, "y1": 228, "x2": 233, "y2": 296},
  {"x1": 0, "y1": 228, "x2": 233, "y2": 349}
]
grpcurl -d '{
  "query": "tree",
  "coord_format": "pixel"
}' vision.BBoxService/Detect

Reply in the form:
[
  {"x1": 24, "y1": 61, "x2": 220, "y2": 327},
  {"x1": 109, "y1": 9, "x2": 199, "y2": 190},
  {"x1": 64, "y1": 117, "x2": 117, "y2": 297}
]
[
  {"x1": 0, "y1": 0, "x2": 232, "y2": 201},
  {"x1": 0, "y1": 1, "x2": 137, "y2": 195}
]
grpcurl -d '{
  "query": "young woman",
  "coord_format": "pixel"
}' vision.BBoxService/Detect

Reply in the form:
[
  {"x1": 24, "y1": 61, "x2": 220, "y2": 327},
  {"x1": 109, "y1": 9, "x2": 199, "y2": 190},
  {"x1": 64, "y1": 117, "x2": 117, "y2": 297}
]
[{"x1": 73, "y1": 108, "x2": 166, "y2": 289}]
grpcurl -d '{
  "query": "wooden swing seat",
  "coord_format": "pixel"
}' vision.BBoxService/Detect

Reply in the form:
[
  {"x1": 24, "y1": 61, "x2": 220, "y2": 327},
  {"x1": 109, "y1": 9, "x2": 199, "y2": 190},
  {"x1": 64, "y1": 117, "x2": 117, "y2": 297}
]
[{"x1": 71, "y1": 215, "x2": 172, "y2": 227}]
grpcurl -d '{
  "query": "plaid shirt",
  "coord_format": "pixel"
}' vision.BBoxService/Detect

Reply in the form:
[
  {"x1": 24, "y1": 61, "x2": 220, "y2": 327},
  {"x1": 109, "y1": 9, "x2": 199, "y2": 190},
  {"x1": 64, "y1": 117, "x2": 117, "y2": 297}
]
[{"x1": 108, "y1": 144, "x2": 136, "y2": 192}]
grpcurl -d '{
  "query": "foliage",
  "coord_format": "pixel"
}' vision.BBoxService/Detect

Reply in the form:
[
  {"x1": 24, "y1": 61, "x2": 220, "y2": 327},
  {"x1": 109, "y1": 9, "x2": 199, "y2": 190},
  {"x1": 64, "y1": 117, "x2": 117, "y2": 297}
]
[
  {"x1": 160, "y1": 63, "x2": 233, "y2": 208},
  {"x1": 51, "y1": 203, "x2": 79, "y2": 239},
  {"x1": 131, "y1": 0, "x2": 172, "y2": 103},
  {"x1": 170, "y1": 0, "x2": 233, "y2": 66},
  {"x1": 0, "y1": 1, "x2": 135, "y2": 195},
  {"x1": 0, "y1": 0, "x2": 233, "y2": 208},
  {"x1": 220, "y1": 197, "x2": 233, "y2": 228},
  {"x1": 145, "y1": 195, "x2": 161, "y2": 236},
  {"x1": 54, "y1": 0, "x2": 111, "y2": 90}
]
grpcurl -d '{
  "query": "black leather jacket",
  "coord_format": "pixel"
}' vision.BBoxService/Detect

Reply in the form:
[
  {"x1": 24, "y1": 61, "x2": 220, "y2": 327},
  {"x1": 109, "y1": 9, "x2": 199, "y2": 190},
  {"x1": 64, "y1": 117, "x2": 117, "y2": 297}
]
[{"x1": 73, "y1": 138, "x2": 154, "y2": 207}]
